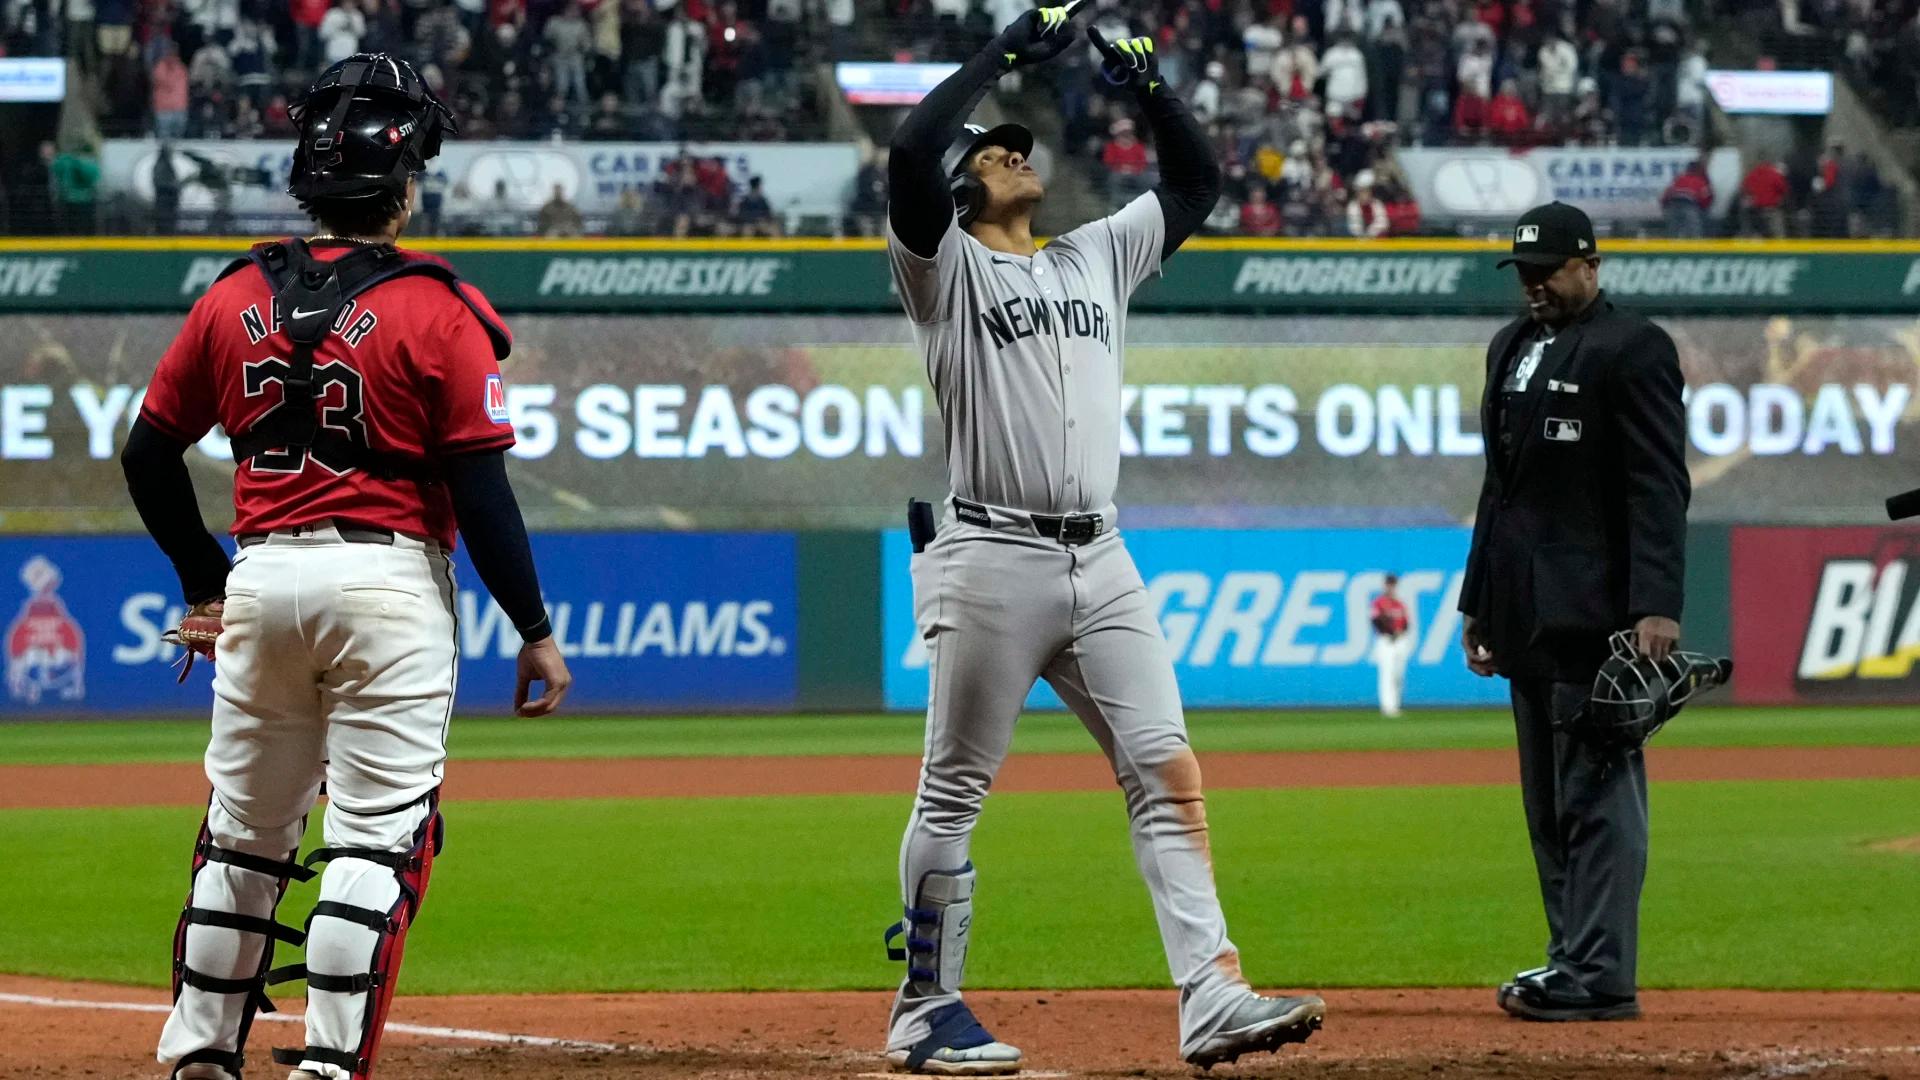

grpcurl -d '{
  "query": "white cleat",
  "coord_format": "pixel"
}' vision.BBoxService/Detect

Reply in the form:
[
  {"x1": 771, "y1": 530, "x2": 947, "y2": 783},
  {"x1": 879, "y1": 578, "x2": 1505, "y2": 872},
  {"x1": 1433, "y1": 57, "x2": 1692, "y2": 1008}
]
[
  {"x1": 888, "y1": 1001, "x2": 1023, "y2": 1075},
  {"x1": 1181, "y1": 992, "x2": 1325, "y2": 1069},
  {"x1": 885, "y1": 1040, "x2": 1024, "y2": 1075}
]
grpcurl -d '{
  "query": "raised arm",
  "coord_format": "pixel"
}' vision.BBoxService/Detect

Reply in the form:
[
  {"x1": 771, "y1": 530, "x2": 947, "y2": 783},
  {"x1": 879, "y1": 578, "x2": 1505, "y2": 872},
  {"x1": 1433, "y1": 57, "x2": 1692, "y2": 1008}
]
[
  {"x1": 1088, "y1": 29, "x2": 1222, "y2": 260},
  {"x1": 888, "y1": 1, "x2": 1090, "y2": 257}
]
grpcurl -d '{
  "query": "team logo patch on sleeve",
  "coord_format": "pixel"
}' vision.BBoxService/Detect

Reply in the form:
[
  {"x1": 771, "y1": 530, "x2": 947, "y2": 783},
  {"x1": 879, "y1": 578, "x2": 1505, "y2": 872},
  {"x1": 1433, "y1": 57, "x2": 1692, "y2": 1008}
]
[{"x1": 485, "y1": 373, "x2": 510, "y2": 424}]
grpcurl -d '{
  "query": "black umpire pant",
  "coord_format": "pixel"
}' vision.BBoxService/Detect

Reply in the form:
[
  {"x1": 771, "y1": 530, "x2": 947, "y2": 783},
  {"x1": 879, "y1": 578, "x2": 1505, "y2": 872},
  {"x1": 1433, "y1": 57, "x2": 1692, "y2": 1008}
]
[{"x1": 1510, "y1": 678, "x2": 1649, "y2": 1000}]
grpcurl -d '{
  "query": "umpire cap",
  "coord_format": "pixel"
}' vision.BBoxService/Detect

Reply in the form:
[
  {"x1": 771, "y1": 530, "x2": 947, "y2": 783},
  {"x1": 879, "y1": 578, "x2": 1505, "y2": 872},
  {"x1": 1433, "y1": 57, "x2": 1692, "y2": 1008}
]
[
  {"x1": 943, "y1": 122, "x2": 1035, "y2": 178},
  {"x1": 289, "y1": 52, "x2": 456, "y2": 202},
  {"x1": 1497, "y1": 201, "x2": 1598, "y2": 268}
]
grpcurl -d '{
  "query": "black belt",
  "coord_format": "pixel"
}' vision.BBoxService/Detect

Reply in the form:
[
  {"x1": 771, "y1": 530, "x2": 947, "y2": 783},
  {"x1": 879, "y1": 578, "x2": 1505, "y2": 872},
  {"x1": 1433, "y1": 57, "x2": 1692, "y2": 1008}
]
[
  {"x1": 237, "y1": 520, "x2": 396, "y2": 548},
  {"x1": 952, "y1": 497, "x2": 1104, "y2": 547}
]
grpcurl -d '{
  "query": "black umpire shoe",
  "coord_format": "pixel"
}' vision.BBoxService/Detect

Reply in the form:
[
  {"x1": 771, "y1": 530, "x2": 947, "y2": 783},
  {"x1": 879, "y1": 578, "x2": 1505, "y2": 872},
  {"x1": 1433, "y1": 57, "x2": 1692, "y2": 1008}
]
[{"x1": 1497, "y1": 968, "x2": 1640, "y2": 1022}]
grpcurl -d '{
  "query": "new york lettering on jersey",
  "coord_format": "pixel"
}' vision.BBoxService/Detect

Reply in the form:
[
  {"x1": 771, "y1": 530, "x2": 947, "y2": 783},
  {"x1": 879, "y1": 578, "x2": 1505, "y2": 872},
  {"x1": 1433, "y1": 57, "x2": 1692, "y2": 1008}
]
[{"x1": 138, "y1": 241, "x2": 516, "y2": 547}]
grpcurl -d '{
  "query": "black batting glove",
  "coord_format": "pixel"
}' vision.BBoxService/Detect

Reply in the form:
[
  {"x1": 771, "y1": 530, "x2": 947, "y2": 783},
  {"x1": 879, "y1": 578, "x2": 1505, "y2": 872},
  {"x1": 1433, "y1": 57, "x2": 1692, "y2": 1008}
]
[
  {"x1": 1089, "y1": 27, "x2": 1164, "y2": 94},
  {"x1": 992, "y1": 0, "x2": 1091, "y2": 70}
]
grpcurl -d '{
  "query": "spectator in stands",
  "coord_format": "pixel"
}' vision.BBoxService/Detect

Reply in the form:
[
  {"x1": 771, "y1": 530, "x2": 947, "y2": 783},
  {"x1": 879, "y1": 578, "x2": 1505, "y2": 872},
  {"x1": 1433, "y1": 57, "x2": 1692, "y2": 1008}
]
[
  {"x1": 50, "y1": 140, "x2": 102, "y2": 235},
  {"x1": 1488, "y1": 78, "x2": 1531, "y2": 144},
  {"x1": 1849, "y1": 150, "x2": 1891, "y2": 237},
  {"x1": 730, "y1": 175, "x2": 780, "y2": 237},
  {"x1": 1610, "y1": 50, "x2": 1652, "y2": 146},
  {"x1": 1537, "y1": 32, "x2": 1578, "y2": 131},
  {"x1": 587, "y1": 92, "x2": 626, "y2": 138},
  {"x1": 1457, "y1": 36, "x2": 1493, "y2": 102},
  {"x1": 546, "y1": 1, "x2": 592, "y2": 104},
  {"x1": 321, "y1": 0, "x2": 367, "y2": 64},
  {"x1": 1243, "y1": 14, "x2": 1285, "y2": 84},
  {"x1": 1369, "y1": 10, "x2": 1407, "y2": 125},
  {"x1": 608, "y1": 188, "x2": 649, "y2": 236},
  {"x1": 1808, "y1": 143, "x2": 1850, "y2": 238},
  {"x1": 151, "y1": 41, "x2": 190, "y2": 140},
  {"x1": 847, "y1": 143, "x2": 887, "y2": 237},
  {"x1": 152, "y1": 146, "x2": 180, "y2": 234},
  {"x1": 1192, "y1": 60, "x2": 1224, "y2": 125},
  {"x1": 537, "y1": 183, "x2": 584, "y2": 237},
  {"x1": 1240, "y1": 184, "x2": 1282, "y2": 236},
  {"x1": 1572, "y1": 79, "x2": 1612, "y2": 144},
  {"x1": 1738, "y1": 158, "x2": 1789, "y2": 238},
  {"x1": 706, "y1": 1, "x2": 751, "y2": 108},
  {"x1": 482, "y1": 179, "x2": 518, "y2": 236},
  {"x1": 1660, "y1": 158, "x2": 1713, "y2": 237},
  {"x1": 1322, "y1": 33, "x2": 1369, "y2": 121},
  {"x1": 1347, "y1": 171, "x2": 1389, "y2": 237},
  {"x1": 621, "y1": 0, "x2": 663, "y2": 103},
  {"x1": 1274, "y1": 17, "x2": 1318, "y2": 101},
  {"x1": 417, "y1": 167, "x2": 448, "y2": 235},
  {"x1": 662, "y1": 6, "x2": 707, "y2": 118},
  {"x1": 661, "y1": 167, "x2": 708, "y2": 237},
  {"x1": 1453, "y1": 79, "x2": 1489, "y2": 142},
  {"x1": 1102, "y1": 117, "x2": 1151, "y2": 205}
]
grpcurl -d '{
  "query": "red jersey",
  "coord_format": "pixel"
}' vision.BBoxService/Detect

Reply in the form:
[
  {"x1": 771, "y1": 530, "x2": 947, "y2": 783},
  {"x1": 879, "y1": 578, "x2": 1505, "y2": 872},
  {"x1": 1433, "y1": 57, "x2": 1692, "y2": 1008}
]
[
  {"x1": 139, "y1": 242, "x2": 516, "y2": 548},
  {"x1": 1371, "y1": 594, "x2": 1409, "y2": 636}
]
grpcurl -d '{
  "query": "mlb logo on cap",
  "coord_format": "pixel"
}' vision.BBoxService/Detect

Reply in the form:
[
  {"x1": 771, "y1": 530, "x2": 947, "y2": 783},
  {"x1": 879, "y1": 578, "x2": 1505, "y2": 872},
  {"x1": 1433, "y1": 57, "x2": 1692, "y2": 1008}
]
[
  {"x1": 1517, "y1": 225, "x2": 1539, "y2": 243},
  {"x1": 484, "y1": 373, "x2": 509, "y2": 424}
]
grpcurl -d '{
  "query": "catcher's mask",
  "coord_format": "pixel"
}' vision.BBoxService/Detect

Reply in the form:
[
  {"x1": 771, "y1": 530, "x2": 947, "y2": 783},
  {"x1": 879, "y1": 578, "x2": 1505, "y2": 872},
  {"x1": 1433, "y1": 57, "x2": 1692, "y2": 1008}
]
[
  {"x1": 1574, "y1": 631, "x2": 1733, "y2": 751},
  {"x1": 288, "y1": 52, "x2": 455, "y2": 202}
]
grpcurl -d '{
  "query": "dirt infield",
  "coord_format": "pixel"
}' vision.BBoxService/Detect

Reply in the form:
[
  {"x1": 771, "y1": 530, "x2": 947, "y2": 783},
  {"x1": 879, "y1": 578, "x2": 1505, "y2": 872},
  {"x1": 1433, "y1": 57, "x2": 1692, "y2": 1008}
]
[
  {"x1": 6, "y1": 974, "x2": 1918, "y2": 1080},
  {"x1": 5, "y1": 744, "x2": 1919, "y2": 808}
]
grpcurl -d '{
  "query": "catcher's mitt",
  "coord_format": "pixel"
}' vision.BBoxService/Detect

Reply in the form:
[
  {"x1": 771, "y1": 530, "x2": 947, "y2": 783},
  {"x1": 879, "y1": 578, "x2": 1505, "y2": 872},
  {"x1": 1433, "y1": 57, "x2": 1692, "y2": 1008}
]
[{"x1": 162, "y1": 599, "x2": 225, "y2": 683}]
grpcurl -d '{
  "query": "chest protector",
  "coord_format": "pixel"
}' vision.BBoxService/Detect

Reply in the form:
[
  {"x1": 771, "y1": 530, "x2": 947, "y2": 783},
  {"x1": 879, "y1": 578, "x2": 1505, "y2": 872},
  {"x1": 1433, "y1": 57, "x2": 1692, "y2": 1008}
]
[{"x1": 220, "y1": 239, "x2": 509, "y2": 481}]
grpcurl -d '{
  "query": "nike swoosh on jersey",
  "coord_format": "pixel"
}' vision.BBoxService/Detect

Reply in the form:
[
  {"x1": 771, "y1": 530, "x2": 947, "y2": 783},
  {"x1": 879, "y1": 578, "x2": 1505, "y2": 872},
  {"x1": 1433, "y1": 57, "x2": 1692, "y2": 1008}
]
[{"x1": 290, "y1": 306, "x2": 329, "y2": 320}]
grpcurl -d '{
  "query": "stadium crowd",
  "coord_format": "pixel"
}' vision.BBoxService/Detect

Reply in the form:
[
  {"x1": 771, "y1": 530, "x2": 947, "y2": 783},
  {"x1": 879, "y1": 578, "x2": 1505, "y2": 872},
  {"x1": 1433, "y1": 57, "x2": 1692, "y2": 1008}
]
[
  {"x1": 0, "y1": 0, "x2": 846, "y2": 144},
  {"x1": 0, "y1": 0, "x2": 1906, "y2": 236}
]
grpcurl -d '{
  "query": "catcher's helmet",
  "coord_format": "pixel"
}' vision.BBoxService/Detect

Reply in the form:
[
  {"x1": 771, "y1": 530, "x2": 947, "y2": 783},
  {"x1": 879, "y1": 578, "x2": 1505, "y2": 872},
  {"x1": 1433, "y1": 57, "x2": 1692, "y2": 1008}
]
[
  {"x1": 288, "y1": 53, "x2": 455, "y2": 202},
  {"x1": 945, "y1": 122, "x2": 1034, "y2": 228},
  {"x1": 1577, "y1": 630, "x2": 1733, "y2": 750}
]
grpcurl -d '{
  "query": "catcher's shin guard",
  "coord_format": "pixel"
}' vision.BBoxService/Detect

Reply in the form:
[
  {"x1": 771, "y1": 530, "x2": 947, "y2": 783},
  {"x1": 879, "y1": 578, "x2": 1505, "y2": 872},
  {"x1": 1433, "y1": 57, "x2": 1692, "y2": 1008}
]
[
  {"x1": 274, "y1": 793, "x2": 444, "y2": 1080},
  {"x1": 886, "y1": 863, "x2": 976, "y2": 994},
  {"x1": 165, "y1": 808, "x2": 315, "y2": 1079}
]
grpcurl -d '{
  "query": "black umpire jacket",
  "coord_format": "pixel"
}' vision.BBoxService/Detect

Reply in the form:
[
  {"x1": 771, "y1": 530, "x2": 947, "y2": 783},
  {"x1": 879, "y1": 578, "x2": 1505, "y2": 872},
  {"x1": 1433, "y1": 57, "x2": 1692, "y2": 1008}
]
[{"x1": 1459, "y1": 292, "x2": 1691, "y2": 681}]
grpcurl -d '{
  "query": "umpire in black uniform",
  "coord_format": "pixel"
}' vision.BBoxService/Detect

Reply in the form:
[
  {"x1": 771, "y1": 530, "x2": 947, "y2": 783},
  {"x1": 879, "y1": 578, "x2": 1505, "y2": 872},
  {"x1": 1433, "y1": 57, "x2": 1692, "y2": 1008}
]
[{"x1": 1459, "y1": 202, "x2": 1690, "y2": 1022}]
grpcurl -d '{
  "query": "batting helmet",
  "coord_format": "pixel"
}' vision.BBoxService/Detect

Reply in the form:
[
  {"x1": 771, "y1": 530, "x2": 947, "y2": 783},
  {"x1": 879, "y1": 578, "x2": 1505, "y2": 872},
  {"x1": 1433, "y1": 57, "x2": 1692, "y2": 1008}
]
[
  {"x1": 288, "y1": 53, "x2": 455, "y2": 202},
  {"x1": 945, "y1": 122, "x2": 1034, "y2": 228},
  {"x1": 1569, "y1": 630, "x2": 1732, "y2": 751}
]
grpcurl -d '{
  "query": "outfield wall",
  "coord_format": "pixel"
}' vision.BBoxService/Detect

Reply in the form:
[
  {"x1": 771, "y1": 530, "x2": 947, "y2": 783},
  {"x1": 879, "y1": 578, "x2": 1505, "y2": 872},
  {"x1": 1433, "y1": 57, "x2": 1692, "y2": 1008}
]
[{"x1": 2, "y1": 238, "x2": 1917, "y2": 714}]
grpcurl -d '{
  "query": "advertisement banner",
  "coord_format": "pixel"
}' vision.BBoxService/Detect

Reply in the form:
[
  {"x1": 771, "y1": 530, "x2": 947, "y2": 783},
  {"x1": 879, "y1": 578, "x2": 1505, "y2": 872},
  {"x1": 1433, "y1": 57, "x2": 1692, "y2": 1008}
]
[
  {"x1": 97, "y1": 139, "x2": 861, "y2": 231},
  {"x1": 1729, "y1": 526, "x2": 1920, "y2": 704},
  {"x1": 6, "y1": 314, "x2": 1917, "y2": 534},
  {"x1": 0, "y1": 532, "x2": 796, "y2": 715},
  {"x1": 881, "y1": 526, "x2": 1504, "y2": 710},
  {"x1": 8, "y1": 243, "x2": 1920, "y2": 314},
  {"x1": 1397, "y1": 146, "x2": 1743, "y2": 223}
]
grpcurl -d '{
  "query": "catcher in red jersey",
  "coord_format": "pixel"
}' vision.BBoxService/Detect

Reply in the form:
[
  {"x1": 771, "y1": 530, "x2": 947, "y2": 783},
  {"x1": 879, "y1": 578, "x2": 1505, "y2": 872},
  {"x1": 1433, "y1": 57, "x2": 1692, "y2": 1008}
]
[{"x1": 121, "y1": 53, "x2": 570, "y2": 1080}]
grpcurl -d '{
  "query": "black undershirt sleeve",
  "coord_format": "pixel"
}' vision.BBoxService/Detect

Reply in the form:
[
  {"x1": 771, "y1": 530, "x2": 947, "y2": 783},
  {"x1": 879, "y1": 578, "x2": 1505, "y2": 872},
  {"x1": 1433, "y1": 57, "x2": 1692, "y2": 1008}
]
[
  {"x1": 1139, "y1": 87, "x2": 1222, "y2": 261},
  {"x1": 120, "y1": 415, "x2": 232, "y2": 605},
  {"x1": 888, "y1": 50, "x2": 1005, "y2": 258},
  {"x1": 443, "y1": 450, "x2": 552, "y2": 643}
]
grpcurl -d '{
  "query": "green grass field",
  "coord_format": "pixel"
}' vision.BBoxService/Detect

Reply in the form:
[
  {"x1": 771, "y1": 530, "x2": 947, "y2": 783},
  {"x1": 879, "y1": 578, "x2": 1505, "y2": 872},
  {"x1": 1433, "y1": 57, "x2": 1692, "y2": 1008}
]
[{"x1": 3, "y1": 706, "x2": 1917, "y2": 995}]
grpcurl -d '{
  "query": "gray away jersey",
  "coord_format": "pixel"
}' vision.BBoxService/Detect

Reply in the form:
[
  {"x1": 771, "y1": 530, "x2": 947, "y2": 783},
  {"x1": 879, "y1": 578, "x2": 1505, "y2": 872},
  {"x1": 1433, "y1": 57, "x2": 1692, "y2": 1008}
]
[{"x1": 888, "y1": 192, "x2": 1166, "y2": 516}]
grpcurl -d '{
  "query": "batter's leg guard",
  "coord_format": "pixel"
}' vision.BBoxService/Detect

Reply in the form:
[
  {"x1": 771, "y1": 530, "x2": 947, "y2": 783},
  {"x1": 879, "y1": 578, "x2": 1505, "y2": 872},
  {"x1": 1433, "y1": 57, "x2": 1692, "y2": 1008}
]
[
  {"x1": 163, "y1": 806, "x2": 315, "y2": 1079},
  {"x1": 272, "y1": 792, "x2": 444, "y2": 1080},
  {"x1": 885, "y1": 863, "x2": 975, "y2": 995}
]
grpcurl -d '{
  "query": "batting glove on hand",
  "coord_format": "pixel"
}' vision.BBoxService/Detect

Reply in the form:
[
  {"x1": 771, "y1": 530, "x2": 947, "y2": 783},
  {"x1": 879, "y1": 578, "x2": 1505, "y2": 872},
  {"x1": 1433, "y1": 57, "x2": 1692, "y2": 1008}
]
[
  {"x1": 162, "y1": 598, "x2": 224, "y2": 683},
  {"x1": 993, "y1": 0, "x2": 1091, "y2": 70},
  {"x1": 1088, "y1": 27, "x2": 1163, "y2": 94}
]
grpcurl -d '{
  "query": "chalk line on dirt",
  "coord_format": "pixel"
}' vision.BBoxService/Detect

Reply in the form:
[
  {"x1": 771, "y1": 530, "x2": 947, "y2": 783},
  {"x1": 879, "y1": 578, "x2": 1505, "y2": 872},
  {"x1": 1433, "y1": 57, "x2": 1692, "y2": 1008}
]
[{"x1": 0, "y1": 992, "x2": 622, "y2": 1052}]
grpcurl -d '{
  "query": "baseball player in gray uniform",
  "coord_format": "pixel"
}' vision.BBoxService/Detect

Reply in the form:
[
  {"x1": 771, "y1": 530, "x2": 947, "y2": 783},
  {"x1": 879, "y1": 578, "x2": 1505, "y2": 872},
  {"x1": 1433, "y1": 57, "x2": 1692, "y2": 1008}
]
[{"x1": 880, "y1": 5, "x2": 1325, "y2": 1073}]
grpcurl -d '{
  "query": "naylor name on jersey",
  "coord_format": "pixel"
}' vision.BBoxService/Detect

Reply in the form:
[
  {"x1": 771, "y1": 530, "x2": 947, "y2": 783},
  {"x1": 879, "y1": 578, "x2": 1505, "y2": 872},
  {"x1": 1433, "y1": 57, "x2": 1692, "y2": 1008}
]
[
  {"x1": 979, "y1": 297, "x2": 1111, "y2": 351},
  {"x1": 237, "y1": 298, "x2": 381, "y2": 349}
]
